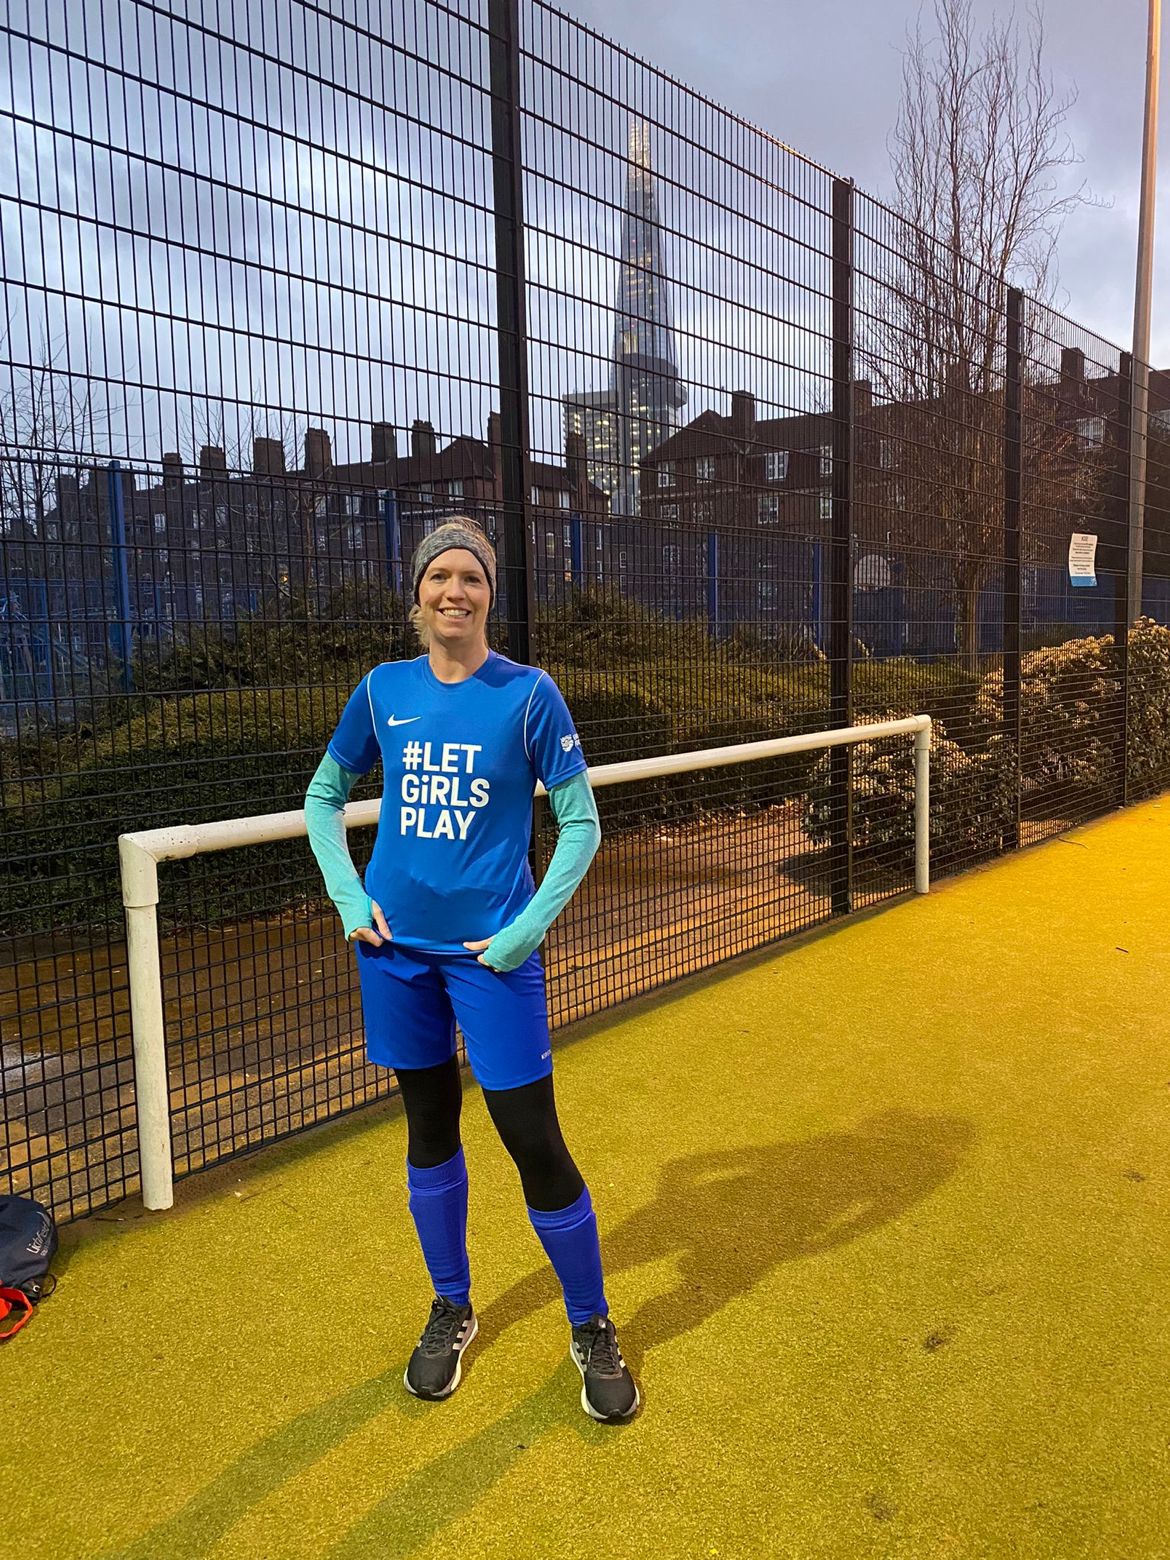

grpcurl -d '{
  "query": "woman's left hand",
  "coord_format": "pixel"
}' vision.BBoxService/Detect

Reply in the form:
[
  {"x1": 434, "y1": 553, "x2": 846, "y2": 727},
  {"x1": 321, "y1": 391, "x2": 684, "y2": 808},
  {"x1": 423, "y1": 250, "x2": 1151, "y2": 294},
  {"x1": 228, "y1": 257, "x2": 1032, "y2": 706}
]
[{"x1": 463, "y1": 923, "x2": 538, "y2": 972}]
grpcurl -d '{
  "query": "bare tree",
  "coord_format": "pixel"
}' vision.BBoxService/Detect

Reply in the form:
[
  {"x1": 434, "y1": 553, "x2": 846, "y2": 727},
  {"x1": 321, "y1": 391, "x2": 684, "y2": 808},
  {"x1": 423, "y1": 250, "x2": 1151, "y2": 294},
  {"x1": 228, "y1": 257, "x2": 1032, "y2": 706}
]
[
  {"x1": 0, "y1": 331, "x2": 107, "y2": 543},
  {"x1": 864, "y1": 0, "x2": 1097, "y2": 674}
]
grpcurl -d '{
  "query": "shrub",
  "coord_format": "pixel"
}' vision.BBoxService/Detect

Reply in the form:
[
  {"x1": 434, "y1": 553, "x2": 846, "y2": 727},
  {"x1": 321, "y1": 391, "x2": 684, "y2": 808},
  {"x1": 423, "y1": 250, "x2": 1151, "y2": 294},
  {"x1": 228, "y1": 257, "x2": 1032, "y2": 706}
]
[
  {"x1": 532, "y1": 585, "x2": 714, "y2": 670},
  {"x1": 132, "y1": 583, "x2": 413, "y2": 695},
  {"x1": 802, "y1": 715, "x2": 1017, "y2": 864},
  {"x1": 979, "y1": 633, "x2": 1122, "y2": 797},
  {"x1": 1, "y1": 684, "x2": 356, "y2": 937},
  {"x1": 1126, "y1": 616, "x2": 1170, "y2": 793}
]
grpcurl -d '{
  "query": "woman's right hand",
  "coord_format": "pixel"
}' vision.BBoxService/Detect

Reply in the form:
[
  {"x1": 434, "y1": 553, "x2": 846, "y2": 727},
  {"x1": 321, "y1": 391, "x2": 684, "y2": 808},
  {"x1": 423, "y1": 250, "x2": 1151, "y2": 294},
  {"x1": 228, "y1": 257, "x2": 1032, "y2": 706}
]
[{"x1": 349, "y1": 900, "x2": 392, "y2": 947}]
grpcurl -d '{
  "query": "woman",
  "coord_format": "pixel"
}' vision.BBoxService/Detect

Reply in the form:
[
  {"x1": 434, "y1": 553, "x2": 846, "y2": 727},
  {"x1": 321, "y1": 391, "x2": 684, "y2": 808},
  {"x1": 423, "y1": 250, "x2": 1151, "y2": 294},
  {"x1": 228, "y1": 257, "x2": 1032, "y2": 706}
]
[{"x1": 304, "y1": 516, "x2": 638, "y2": 1423}]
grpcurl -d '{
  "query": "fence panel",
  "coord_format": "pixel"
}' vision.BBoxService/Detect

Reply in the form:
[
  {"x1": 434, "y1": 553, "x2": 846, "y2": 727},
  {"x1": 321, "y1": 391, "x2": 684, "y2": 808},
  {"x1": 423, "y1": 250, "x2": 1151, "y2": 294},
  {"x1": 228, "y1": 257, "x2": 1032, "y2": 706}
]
[
  {"x1": 3, "y1": 0, "x2": 1168, "y2": 1221},
  {"x1": 2, "y1": 0, "x2": 500, "y2": 1214}
]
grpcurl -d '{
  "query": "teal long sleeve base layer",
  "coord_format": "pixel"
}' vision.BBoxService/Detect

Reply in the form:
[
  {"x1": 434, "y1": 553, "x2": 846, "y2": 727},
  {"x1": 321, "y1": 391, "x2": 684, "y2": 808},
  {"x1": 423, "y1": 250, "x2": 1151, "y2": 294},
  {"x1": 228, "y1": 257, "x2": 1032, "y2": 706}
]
[
  {"x1": 303, "y1": 756, "x2": 601, "y2": 963},
  {"x1": 304, "y1": 755, "x2": 371, "y2": 940},
  {"x1": 477, "y1": 771, "x2": 599, "y2": 971}
]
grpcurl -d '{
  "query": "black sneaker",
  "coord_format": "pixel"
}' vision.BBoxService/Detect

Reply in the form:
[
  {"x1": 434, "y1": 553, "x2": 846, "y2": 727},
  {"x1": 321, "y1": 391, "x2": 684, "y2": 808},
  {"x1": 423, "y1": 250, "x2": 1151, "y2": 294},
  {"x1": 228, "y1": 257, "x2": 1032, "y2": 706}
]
[
  {"x1": 404, "y1": 1297, "x2": 477, "y2": 1401},
  {"x1": 570, "y1": 1314, "x2": 639, "y2": 1422}
]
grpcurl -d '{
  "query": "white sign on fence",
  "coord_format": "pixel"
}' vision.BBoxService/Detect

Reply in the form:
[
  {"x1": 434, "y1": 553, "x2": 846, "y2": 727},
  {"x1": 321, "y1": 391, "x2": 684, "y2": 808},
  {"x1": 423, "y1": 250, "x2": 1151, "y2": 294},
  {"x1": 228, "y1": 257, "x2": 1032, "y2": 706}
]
[{"x1": 1068, "y1": 532, "x2": 1098, "y2": 589}]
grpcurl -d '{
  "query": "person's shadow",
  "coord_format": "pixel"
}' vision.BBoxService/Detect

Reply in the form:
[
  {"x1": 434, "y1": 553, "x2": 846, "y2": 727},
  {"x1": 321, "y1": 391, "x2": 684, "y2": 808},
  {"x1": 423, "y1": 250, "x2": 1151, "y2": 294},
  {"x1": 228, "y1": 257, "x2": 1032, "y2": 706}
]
[
  {"x1": 332, "y1": 1108, "x2": 975, "y2": 1557},
  {"x1": 109, "y1": 1110, "x2": 974, "y2": 1560}
]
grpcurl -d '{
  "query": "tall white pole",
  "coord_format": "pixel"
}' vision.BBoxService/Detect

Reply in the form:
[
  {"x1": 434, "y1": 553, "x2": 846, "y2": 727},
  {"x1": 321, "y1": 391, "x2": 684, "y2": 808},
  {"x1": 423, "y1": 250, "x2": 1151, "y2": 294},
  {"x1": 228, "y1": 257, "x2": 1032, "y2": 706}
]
[{"x1": 1130, "y1": 0, "x2": 1161, "y2": 626}]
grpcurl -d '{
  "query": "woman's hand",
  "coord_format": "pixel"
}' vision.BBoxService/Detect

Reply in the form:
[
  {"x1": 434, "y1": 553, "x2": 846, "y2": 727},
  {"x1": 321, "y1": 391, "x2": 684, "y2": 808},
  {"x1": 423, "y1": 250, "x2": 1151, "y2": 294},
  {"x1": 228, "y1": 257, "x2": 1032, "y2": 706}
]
[
  {"x1": 464, "y1": 922, "x2": 539, "y2": 972},
  {"x1": 350, "y1": 900, "x2": 392, "y2": 948}
]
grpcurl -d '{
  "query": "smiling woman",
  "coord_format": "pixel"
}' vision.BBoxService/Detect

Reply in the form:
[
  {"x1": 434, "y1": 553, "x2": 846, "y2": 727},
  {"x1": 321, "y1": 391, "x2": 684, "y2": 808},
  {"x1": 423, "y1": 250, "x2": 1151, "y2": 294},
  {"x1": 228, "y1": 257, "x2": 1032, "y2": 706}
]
[
  {"x1": 302, "y1": 515, "x2": 639, "y2": 1424},
  {"x1": 408, "y1": 530, "x2": 494, "y2": 651}
]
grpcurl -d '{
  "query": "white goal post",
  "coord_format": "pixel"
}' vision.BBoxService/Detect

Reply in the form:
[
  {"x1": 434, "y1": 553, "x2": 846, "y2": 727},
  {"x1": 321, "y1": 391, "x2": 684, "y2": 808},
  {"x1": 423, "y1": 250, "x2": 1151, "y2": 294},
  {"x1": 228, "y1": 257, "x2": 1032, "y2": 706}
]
[{"x1": 119, "y1": 715, "x2": 931, "y2": 1211}]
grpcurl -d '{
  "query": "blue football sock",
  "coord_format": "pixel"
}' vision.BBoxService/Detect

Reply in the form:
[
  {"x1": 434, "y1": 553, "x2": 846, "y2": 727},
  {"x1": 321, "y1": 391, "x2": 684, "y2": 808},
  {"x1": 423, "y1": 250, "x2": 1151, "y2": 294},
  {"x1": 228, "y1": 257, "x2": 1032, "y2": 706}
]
[
  {"x1": 527, "y1": 1184, "x2": 608, "y2": 1326},
  {"x1": 406, "y1": 1148, "x2": 471, "y2": 1306}
]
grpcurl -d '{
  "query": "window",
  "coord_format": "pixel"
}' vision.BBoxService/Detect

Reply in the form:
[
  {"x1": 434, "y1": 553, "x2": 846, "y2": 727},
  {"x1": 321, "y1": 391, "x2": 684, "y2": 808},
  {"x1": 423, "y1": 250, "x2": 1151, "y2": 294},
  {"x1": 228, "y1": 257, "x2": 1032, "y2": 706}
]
[
  {"x1": 447, "y1": 479, "x2": 464, "y2": 499},
  {"x1": 661, "y1": 502, "x2": 679, "y2": 523},
  {"x1": 758, "y1": 581, "x2": 775, "y2": 603},
  {"x1": 1076, "y1": 417, "x2": 1105, "y2": 449},
  {"x1": 343, "y1": 493, "x2": 363, "y2": 517},
  {"x1": 765, "y1": 450, "x2": 788, "y2": 483},
  {"x1": 819, "y1": 445, "x2": 832, "y2": 477},
  {"x1": 878, "y1": 438, "x2": 895, "y2": 470},
  {"x1": 152, "y1": 511, "x2": 166, "y2": 534},
  {"x1": 663, "y1": 544, "x2": 680, "y2": 565},
  {"x1": 545, "y1": 530, "x2": 557, "y2": 558},
  {"x1": 658, "y1": 462, "x2": 675, "y2": 488},
  {"x1": 557, "y1": 490, "x2": 570, "y2": 509},
  {"x1": 758, "y1": 493, "x2": 780, "y2": 525},
  {"x1": 529, "y1": 485, "x2": 540, "y2": 505},
  {"x1": 618, "y1": 549, "x2": 628, "y2": 571},
  {"x1": 696, "y1": 455, "x2": 715, "y2": 482},
  {"x1": 819, "y1": 492, "x2": 833, "y2": 522}
]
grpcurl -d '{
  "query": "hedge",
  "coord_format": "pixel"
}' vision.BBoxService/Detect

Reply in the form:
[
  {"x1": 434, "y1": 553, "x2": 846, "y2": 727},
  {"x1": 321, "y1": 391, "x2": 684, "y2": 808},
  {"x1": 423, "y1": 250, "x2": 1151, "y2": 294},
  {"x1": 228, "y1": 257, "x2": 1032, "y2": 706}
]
[
  {"x1": 802, "y1": 716, "x2": 1017, "y2": 864},
  {"x1": 5, "y1": 597, "x2": 1169, "y2": 939}
]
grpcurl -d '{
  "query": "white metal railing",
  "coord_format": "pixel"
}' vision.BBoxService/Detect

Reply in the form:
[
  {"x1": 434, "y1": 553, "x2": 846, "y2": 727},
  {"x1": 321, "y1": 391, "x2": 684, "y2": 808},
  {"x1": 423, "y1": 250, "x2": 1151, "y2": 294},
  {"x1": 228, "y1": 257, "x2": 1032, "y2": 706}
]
[{"x1": 119, "y1": 715, "x2": 931, "y2": 1210}]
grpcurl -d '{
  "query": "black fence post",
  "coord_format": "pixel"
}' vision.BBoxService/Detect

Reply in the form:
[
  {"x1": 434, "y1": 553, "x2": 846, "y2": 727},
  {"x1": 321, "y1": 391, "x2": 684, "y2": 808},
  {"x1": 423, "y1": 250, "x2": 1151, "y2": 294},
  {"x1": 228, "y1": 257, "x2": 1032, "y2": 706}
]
[
  {"x1": 488, "y1": 0, "x2": 534, "y2": 665},
  {"x1": 829, "y1": 178, "x2": 854, "y2": 915},
  {"x1": 1117, "y1": 351, "x2": 1134, "y2": 806},
  {"x1": 1003, "y1": 288, "x2": 1022, "y2": 850}
]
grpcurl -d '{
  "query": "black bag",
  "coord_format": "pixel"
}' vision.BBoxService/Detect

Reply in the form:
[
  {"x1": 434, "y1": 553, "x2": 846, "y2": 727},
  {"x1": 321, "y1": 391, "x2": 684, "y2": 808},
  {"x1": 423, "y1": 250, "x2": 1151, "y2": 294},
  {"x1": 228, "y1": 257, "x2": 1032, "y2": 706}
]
[{"x1": 0, "y1": 1196, "x2": 58, "y2": 1340}]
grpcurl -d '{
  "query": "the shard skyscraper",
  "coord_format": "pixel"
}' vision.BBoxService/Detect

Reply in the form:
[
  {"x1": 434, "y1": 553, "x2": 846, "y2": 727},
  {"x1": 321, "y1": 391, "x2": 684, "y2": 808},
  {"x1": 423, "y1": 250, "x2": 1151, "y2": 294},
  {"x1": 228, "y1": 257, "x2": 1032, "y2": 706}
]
[{"x1": 563, "y1": 121, "x2": 686, "y2": 516}]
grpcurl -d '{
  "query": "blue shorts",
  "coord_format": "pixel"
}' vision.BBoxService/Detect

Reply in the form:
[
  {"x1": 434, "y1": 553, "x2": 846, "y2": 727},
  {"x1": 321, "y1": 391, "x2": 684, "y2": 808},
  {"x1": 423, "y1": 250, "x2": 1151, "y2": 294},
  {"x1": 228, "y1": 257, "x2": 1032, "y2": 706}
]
[{"x1": 354, "y1": 942, "x2": 553, "y2": 1093}]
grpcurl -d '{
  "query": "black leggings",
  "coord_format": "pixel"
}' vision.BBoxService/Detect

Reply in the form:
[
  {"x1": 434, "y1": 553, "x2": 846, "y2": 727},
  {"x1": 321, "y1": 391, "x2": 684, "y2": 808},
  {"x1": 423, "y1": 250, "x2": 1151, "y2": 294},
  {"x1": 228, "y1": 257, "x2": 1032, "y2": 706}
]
[{"x1": 395, "y1": 1057, "x2": 585, "y2": 1213}]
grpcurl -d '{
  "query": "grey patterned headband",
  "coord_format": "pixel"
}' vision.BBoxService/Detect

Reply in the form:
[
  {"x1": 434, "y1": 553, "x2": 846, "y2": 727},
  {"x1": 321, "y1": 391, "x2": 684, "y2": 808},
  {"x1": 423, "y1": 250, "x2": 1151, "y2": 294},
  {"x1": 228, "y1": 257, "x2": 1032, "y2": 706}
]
[{"x1": 410, "y1": 518, "x2": 497, "y2": 603}]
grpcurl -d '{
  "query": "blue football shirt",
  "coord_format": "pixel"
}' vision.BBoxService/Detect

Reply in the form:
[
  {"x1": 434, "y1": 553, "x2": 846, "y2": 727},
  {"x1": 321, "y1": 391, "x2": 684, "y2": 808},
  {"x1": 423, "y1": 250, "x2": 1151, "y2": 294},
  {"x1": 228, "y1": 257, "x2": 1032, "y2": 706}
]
[{"x1": 326, "y1": 651, "x2": 588, "y2": 954}]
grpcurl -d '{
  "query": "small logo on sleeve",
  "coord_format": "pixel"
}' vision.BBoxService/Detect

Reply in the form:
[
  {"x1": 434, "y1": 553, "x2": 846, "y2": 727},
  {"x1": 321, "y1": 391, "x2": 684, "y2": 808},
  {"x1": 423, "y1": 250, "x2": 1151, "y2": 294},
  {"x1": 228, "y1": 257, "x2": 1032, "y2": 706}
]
[{"x1": 560, "y1": 732, "x2": 582, "y2": 753}]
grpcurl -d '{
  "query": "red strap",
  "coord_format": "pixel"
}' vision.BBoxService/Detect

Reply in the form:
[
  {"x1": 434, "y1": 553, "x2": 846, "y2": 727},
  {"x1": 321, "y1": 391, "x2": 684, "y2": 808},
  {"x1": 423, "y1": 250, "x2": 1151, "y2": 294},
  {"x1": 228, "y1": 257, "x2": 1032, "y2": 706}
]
[{"x1": 0, "y1": 1288, "x2": 33, "y2": 1340}]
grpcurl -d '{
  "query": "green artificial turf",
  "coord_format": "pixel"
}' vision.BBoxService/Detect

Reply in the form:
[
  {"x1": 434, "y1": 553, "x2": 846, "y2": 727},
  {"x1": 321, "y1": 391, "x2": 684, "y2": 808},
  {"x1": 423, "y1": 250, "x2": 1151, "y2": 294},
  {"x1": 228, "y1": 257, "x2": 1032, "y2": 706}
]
[{"x1": 5, "y1": 795, "x2": 1170, "y2": 1559}]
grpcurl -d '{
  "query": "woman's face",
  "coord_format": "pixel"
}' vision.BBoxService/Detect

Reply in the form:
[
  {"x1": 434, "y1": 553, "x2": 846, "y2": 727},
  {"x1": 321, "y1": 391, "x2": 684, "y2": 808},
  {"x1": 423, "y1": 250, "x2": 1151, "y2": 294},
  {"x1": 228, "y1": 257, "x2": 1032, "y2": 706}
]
[{"x1": 417, "y1": 548, "x2": 491, "y2": 649}]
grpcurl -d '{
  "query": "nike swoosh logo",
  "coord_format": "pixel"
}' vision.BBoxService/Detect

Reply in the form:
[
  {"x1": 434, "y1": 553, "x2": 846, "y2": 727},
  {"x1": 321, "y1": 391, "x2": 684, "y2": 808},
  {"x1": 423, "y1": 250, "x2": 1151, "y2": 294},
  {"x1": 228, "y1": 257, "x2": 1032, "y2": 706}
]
[{"x1": 386, "y1": 715, "x2": 421, "y2": 728}]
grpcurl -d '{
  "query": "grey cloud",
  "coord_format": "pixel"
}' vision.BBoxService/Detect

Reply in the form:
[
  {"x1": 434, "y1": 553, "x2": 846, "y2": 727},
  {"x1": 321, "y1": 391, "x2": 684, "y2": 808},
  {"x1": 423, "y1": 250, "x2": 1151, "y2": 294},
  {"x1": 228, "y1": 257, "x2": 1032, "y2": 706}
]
[{"x1": 564, "y1": 0, "x2": 1169, "y2": 358}]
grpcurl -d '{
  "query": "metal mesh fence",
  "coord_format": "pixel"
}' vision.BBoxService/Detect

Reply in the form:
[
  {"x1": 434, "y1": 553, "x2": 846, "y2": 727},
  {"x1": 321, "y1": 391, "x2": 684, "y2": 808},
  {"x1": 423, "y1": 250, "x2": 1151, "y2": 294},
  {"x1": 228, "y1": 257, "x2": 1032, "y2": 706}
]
[{"x1": 3, "y1": 0, "x2": 1168, "y2": 1221}]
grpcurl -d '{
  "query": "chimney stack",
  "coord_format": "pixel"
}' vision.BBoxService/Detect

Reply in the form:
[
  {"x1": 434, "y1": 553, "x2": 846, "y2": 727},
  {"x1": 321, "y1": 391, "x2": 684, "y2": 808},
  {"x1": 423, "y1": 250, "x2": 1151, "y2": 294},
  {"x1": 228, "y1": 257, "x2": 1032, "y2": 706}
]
[
  {"x1": 162, "y1": 451, "x2": 184, "y2": 488},
  {"x1": 730, "y1": 389, "x2": 755, "y2": 437},
  {"x1": 252, "y1": 437, "x2": 286, "y2": 476},
  {"x1": 371, "y1": 422, "x2": 395, "y2": 464},
  {"x1": 566, "y1": 429, "x2": 586, "y2": 496},
  {"x1": 304, "y1": 427, "x2": 332, "y2": 477},
  {"x1": 1060, "y1": 346, "x2": 1086, "y2": 389},
  {"x1": 199, "y1": 445, "x2": 227, "y2": 478},
  {"x1": 410, "y1": 419, "x2": 436, "y2": 460}
]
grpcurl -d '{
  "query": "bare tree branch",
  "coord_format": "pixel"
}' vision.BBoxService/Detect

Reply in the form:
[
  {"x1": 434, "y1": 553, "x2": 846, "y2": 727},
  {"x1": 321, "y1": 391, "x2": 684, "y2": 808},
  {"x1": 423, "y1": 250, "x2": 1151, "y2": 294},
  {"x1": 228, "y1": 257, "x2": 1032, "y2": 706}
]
[{"x1": 864, "y1": 0, "x2": 1102, "y2": 673}]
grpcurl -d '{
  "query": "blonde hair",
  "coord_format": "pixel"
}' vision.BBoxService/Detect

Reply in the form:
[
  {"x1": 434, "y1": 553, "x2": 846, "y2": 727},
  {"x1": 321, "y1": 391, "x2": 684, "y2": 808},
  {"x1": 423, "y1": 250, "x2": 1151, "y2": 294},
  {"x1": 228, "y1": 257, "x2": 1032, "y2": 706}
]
[{"x1": 409, "y1": 601, "x2": 431, "y2": 649}]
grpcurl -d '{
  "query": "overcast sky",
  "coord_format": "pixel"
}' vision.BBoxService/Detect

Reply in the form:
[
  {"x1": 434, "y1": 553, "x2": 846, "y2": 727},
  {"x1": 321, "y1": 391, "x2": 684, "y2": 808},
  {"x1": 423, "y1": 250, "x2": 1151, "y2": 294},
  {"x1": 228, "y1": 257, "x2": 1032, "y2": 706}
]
[
  {"x1": 562, "y1": 0, "x2": 1169, "y2": 364},
  {"x1": 5, "y1": 0, "x2": 1164, "y2": 477}
]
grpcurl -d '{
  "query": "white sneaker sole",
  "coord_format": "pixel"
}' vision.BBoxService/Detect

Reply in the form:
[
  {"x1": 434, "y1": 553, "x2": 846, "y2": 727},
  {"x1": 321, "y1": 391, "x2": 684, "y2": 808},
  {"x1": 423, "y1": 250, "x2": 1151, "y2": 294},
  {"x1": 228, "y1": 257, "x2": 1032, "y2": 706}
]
[
  {"x1": 404, "y1": 1313, "x2": 478, "y2": 1401},
  {"x1": 570, "y1": 1342, "x2": 640, "y2": 1422}
]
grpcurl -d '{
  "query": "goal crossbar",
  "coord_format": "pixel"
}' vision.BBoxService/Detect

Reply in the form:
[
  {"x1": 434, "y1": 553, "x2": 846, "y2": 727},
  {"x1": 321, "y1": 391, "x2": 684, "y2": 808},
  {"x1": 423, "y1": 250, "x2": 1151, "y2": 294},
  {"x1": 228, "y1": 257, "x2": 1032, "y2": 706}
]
[{"x1": 119, "y1": 714, "x2": 932, "y2": 1210}]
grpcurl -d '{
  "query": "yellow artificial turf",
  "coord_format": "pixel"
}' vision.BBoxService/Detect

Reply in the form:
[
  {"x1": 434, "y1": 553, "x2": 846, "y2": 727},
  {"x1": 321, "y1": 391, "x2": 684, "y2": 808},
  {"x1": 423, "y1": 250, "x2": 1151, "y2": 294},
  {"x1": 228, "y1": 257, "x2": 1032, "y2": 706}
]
[{"x1": 5, "y1": 796, "x2": 1170, "y2": 1558}]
